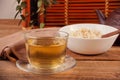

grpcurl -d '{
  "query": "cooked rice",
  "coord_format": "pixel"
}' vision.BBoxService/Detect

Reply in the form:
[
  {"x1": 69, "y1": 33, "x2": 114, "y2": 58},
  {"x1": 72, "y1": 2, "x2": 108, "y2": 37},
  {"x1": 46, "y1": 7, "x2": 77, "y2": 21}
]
[{"x1": 69, "y1": 28, "x2": 102, "y2": 39}]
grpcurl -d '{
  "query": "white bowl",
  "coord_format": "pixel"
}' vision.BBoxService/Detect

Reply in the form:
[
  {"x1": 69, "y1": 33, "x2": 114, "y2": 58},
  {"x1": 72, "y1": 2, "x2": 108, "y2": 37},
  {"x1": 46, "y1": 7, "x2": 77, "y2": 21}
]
[{"x1": 59, "y1": 23, "x2": 119, "y2": 55}]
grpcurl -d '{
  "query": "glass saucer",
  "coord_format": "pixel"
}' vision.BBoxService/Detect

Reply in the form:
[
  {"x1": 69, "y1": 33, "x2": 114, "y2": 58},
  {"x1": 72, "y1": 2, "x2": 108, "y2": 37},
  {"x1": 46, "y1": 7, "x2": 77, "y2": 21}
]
[{"x1": 16, "y1": 55, "x2": 76, "y2": 74}]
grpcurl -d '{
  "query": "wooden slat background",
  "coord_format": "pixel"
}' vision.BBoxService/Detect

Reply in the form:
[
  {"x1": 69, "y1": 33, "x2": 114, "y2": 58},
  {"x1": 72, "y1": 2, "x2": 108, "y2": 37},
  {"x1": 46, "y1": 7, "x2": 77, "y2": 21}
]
[
  {"x1": 45, "y1": 0, "x2": 120, "y2": 27},
  {"x1": 22, "y1": 0, "x2": 120, "y2": 28}
]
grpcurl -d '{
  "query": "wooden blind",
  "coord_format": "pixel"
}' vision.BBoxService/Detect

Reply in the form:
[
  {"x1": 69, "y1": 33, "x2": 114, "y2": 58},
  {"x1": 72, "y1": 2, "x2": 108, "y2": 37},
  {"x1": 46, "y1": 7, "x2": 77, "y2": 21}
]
[
  {"x1": 68, "y1": 0, "x2": 105, "y2": 24},
  {"x1": 23, "y1": 0, "x2": 120, "y2": 28},
  {"x1": 108, "y1": 0, "x2": 120, "y2": 12},
  {"x1": 44, "y1": 0, "x2": 120, "y2": 27},
  {"x1": 45, "y1": 0, "x2": 65, "y2": 27}
]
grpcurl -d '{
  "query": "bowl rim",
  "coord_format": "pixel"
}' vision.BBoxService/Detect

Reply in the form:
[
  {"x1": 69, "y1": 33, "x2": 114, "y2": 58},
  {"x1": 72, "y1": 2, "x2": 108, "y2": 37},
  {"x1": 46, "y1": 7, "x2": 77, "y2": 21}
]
[{"x1": 59, "y1": 23, "x2": 119, "y2": 40}]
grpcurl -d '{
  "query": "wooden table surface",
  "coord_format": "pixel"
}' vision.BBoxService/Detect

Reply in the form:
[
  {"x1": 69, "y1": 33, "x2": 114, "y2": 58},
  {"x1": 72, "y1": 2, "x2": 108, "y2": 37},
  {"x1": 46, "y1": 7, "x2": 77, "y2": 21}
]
[{"x1": 0, "y1": 19, "x2": 120, "y2": 80}]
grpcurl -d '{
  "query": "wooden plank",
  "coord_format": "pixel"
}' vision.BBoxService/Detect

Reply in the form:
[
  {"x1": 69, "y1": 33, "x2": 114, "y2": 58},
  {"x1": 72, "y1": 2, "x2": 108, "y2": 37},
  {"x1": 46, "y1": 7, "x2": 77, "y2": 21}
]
[
  {"x1": 0, "y1": 19, "x2": 20, "y2": 25},
  {"x1": 0, "y1": 61, "x2": 120, "y2": 80},
  {"x1": 0, "y1": 19, "x2": 22, "y2": 38},
  {"x1": 68, "y1": 46, "x2": 120, "y2": 61}
]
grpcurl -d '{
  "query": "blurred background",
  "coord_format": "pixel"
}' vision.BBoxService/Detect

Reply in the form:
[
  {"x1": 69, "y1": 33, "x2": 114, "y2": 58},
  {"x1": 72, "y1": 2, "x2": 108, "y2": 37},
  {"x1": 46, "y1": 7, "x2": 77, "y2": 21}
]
[{"x1": 0, "y1": 0, "x2": 20, "y2": 19}]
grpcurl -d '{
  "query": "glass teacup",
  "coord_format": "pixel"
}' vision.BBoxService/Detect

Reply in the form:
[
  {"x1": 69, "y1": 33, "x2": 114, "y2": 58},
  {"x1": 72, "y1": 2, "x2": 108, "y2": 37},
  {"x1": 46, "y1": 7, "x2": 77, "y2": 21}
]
[{"x1": 16, "y1": 28, "x2": 76, "y2": 74}]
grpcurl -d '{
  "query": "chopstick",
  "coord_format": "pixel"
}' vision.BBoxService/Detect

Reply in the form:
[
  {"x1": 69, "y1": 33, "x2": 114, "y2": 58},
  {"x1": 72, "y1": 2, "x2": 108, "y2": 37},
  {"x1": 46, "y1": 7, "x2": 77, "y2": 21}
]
[{"x1": 102, "y1": 30, "x2": 120, "y2": 38}]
